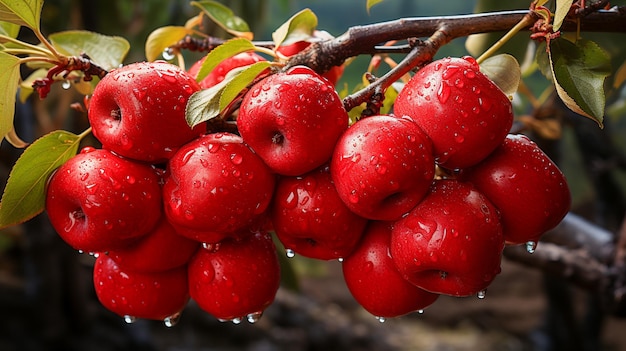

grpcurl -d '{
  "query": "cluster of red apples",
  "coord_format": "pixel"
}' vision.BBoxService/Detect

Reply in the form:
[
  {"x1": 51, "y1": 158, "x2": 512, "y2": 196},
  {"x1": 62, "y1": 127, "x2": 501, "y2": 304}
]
[{"x1": 44, "y1": 52, "x2": 570, "y2": 325}]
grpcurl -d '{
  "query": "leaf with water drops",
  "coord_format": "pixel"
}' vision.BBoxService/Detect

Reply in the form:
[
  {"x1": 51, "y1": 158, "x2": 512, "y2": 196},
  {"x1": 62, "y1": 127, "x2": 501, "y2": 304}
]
[
  {"x1": 49, "y1": 30, "x2": 130, "y2": 71},
  {"x1": 190, "y1": 1, "x2": 252, "y2": 40},
  {"x1": 186, "y1": 61, "x2": 271, "y2": 128},
  {"x1": 0, "y1": 0, "x2": 42, "y2": 31},
  {"x1": 272, "y1": 8, "x2": 317, "y2": 48},
  {"x1": 0, "y1": 130, "x2": 81, "y2": 229}
]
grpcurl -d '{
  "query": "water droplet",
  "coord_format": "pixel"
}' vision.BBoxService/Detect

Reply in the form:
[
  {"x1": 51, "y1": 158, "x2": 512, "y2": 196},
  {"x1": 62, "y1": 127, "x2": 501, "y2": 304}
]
[
  {"x1": 246, "y1": 311, "x2": 263, "y2": 324},
  {"x1": 464, "y1": 70, "x2": 476, "y2": 79},
  {"x1": 164, "y1": 312, "x2": 181, "y2": 327},
  {"x1": 61, "y1": 80, "x2": 71, "y2": 90},
  {"x1": 123, "y1": 315, "x2": 136, "y2": 324},
  {"x1": 477, "y1": 290, "x2": 486, "y2": 299},
  {"x1": 337, "y1": 257, "x2": 344, "y2": 262},
  {"x1": 162, "y1": 48, "x2": 175, "y2": 60},
  {"x1": 231, "y1": 317, "x2": 242, "y2": 325},
  {"x1": 437, "y1": 82, "x2": 451, "y2": 104},
  {"x1": 526, "y1": 241, "x2": 537, "y2": 254},
  {"x1": 375, "y1": 316, "x2": 386, "y2": 323},
  {"x1": 230, "y1": 153, "x2": 243, "y2": 165},
  {"x1": 454, "y1": 133, "x2": 465, "y2": 143},
  {"x1": 348, "y1": 190, "x2": 359, "y2": 204},
  {"x1": 285, "y1": 249, "x2": 295, "y2": 258},
  {"x1": 417, "y1": 309, "x2": 424, "y2": 314}
]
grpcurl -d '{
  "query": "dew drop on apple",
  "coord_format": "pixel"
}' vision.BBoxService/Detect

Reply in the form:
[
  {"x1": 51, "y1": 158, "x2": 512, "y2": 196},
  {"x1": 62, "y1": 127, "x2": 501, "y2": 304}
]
[
  {"x1": 375, "y1": 316, "x2": 386, "y2": 323},
  {"x1": 230, "y1": 153, "x2": 243, "y2": 165},
  {"x1": 231, "y1": 317, "x2": 243, "y2": 325},
  {"x1": 348, "y1": 190, "x2": 359, "y2": 204},
  {"x1": 123, "y1": 315, "x2": 137, "y2": 324},
  {"x1": 164, "y1": 312, "x2": 181, "y2": 327},
  {"x1": 417, "y1": 309, "x2": 424, "y2": 314},
  {"x1": 247, "y1": 311, "x2": 263, "y2": 324},
  {"x1": 285, "y1": 249, "x2": 296, "y2": 258},
  {"x1": 477, "y1": 290, "x2": 486, "y2": 299},
  {"x1": 526, "y1": 241, "x2": 537, "y2": 254}
]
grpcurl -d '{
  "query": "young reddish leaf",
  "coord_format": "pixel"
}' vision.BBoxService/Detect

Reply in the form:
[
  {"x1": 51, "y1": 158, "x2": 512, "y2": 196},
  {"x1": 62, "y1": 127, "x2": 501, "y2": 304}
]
[
  {"x1": 547, "y1": 38, "x2": 611, "y2": 127},
  {"x1": 480, "y1": 54, "x2": 521, "y2": 96},
  {"x1": 190, "y1": 1, "x2": 252, "y2": 40},
  {"x1": 195, "y1": 37, "x2": 256, "y2": 82},
  {"x1": 553, "y1": 0, "x2": 574, "y2": 31},
  {"x1": 49, "y1": 30, "x2": 130, "y2": 70},
  {"x1": 0, "y1": 130, "x2": 81, "y2": 229},
  {"x1": 186, "y1": 61, "x2": 271, "y2": 128},
  {"x1": 0, "y1": 51, "x2": 21, "y2": 142},
  {"x1": 0, "y1": 0, "x2": 43, "y2": 31},
  {"x1": 144, "y1": 26, "x2": 193, "y2": 62},
  {"x1": 272, "y1": 8, "x2": 318, "y2": 48}
]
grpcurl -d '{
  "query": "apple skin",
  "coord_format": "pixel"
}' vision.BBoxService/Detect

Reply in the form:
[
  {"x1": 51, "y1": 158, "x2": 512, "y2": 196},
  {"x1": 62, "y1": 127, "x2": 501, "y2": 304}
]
[
  {"x1": 458, "y1": 134, "x2": 571, "y2": 245},
  {"x1": 45, "y1": 147, "x2": 163, "y2": 253},
  {"x1": 88, "y1": 60, "x2": 205, "y2": 163},
  {"x1": 271, "y1": 165, "x2": 368, "y2": 260},
  {"x1": 390, "y1": 179, "x2": 504, "y2": 297},
  {"x1": 237, "y1": 65, "x2": 349, "y2": 176},
  {"x1": 162, "y1": 132, "x2": 276, "y2": 244},
  {"x1": 106, "y1": 217, "x2": 200, "y2": 273},
  {"x1": 93, "y1": 254, "x2": 189, "y2": 321},
  {"x1": 393, "y1": 56, "x2": 513, "y2": 170},
  {"x1": 187, "y1": 52, "x2": 266, "y2": 89},
  {"x1": 342, "y1": 221, "x2": 439, "y2": 318},
  {"x1": 330, "y1": 114, "x2": 435, "y2": 221},
  {"x1": 188, "y1": 231, "x2": 280, "y2": 321}
]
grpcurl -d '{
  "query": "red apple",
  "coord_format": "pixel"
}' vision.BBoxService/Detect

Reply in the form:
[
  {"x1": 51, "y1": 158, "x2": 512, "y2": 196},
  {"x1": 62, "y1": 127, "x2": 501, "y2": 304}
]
[
  {"x1": 330, "y1": 114, "x2": 435, "y2": 221},
  {"x1": 162, "y1": 132, "x2": 275, "y2": 244},
  {"x1": 237, "y1": 65, "x2": 349, "y2": 176},
  {"x1": 459, "y1": 134, "x2": 571, "y2": 245},
  {"x1": 45, "y1": 147, "x2": 162, "y2": 253},
  {"x1": 390, "y1": 179, "x2": 504, "y2": 297},
  {"x1": 271, "y1": 165, "x2": 368, "y2": 260},
  {"x1": 342, "y1": 221, "x2": 439, "y2": 318},
  {"x1": 393, "y1": 56, "x2": 513, "y2": 169},
  {"x1": 88, "y1": 61, "x2": 205, "y2": 163}
]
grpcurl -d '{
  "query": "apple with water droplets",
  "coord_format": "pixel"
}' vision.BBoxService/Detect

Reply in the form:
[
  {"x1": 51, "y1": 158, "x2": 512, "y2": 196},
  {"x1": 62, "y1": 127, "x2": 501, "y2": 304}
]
[
  {"x1": 88, "y1": 60, "x2": 205, "y2": 163},
  {"x1": 271, "y1": 165, "x2": 368, "y2": 260},
  {"x1": 459, "y1": 134, "x2": 571, "y2": 246},
  {"x1": 390, "y1": 179, "x2": 504, "y2": 297},
  {"x1": 93, "y1": 254, "x2": 189, "y2": 322},
  {"x1": 342, "y1": 221, "x2": 439, "y2": 318},
  {"x1": 237, "y1": 65, "x2": 349, "y2": 176},
  {"x1": 188, "y1": 51, "x2": 266, "y2": 89},
  {"x1": 393, "y1": 56, "x2": 513, "y2": 170},
  {"x1": 45, "y1": 147, "x2": 163, "y2": 253},
  {"x1": 162, "y1": 132, "x2": 275, "y2": 244},
  {"x1": 330, "y1": 114, "x2": 435, "y2": 221},
  {"x1": 188, "y1": 231, "x2": 280, "y2": 322}
]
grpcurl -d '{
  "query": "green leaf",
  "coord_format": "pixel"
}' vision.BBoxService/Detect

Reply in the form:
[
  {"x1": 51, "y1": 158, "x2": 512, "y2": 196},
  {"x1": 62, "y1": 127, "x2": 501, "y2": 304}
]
[
  {"x1": 0, "y1": 51, "x2": 20, "y2": 142},
  {"x1": 0, "y1": 20, "x2": 20, "y2": 37},
  {"x1": 145, "y1": 26, "x2": 193, "y2": 62},
  {"x1": 0, "y1": 130, "x2": 81, "y2": 229},
  {"x1": 553, "y1": 0, "x2": 574, "y2": 31},
  {"x1": 195, "y1": 37, "x2": 256, "y2": 82},
  {"x1": 272, "y1": 8, "x2": 317, "y2": 48},
  {"x1": 548, "y1": 37, "x2": 611, "y2": 127},
  {"x1": 480, "y1": 54, "x2": 521, "y2": 96},
  {"x1": 0, "y1": 0, "x2": 42, "y2": 30},
  {"x1": 191, "y1": 1, "x2": 252, "y2": 39},
  {"x1": 49, "y1": 30, "x2": 130, "y2": 71},
  {"x1": 186, "y1": 61, "x2": 271, "y2": 128},
  {"x1": 366, "y1": 0, "x2": 385, "y2": 14}
]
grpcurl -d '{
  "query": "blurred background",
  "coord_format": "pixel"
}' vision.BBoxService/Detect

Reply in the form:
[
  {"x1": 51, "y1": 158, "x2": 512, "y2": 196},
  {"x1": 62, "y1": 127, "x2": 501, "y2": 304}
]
[{"x1": 2, "y1": 0, "x2": 626, "y2": 350}]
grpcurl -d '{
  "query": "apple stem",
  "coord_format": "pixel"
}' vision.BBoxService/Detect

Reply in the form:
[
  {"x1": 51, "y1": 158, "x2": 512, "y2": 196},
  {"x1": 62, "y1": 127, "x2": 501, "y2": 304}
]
[{"x1": 476, "y1": 12, "x2": 537, "y2": 65}]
